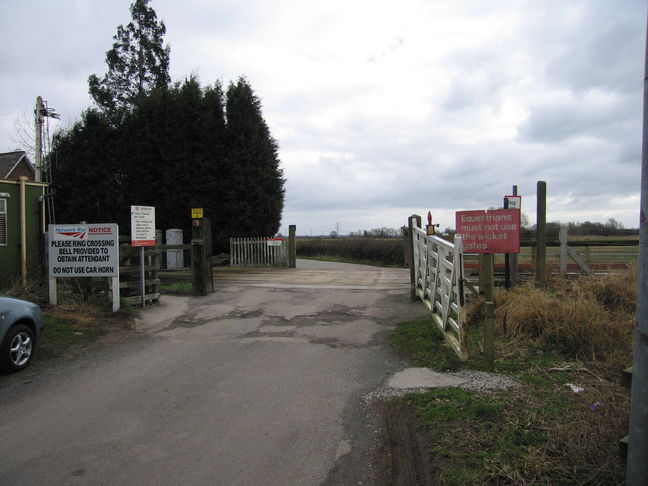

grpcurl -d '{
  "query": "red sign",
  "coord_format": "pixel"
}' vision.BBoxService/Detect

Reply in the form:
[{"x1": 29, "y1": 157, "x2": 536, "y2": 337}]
[{"x1": 455, "y1": 209, "x2": 520, "y2": 253}]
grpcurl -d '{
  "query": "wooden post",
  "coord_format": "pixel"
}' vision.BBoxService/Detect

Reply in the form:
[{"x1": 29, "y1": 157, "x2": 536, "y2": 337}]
[
  {"x1": 191, "y1": 218, "x2": 213, "y2": 296},
  {"x1": 408, "y1": 214, "x2": 421, "y2": 300},
  {"x1": 559, "y1": 224, "x2": 568, "y2": 277},
  {"x1": 484, "y1": 301, "x2": 495, "y2": 372},
  {"x1": 288, "y1": 225, "x2": 296, "y2": 268},
  {"x1": 482, "y1": 253, "x2": 495, "y2": 371},
  {"x1": 479, "y1": 254, "x2": 488, "y2": 295},
  {"x1": 536, "y1": 181, "x2": 547, "y2": 287}
]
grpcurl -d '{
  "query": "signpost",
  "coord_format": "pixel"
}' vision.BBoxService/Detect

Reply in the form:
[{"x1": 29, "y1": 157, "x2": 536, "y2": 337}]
[
  {"x1": 455, "y1": 207, "x2": 521, "y2": 371},
  {"x1": 48, "y1": 223, "x2": 120, "y2": 311},
  {"x1": 131, "y1": 206, "x2": 156, "y2": 307}
]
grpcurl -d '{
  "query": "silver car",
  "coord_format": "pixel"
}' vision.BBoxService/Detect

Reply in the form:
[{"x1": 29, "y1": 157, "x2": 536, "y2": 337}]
[{"x1": 0, "y1": 295, "x2": 44, "y2": 373}]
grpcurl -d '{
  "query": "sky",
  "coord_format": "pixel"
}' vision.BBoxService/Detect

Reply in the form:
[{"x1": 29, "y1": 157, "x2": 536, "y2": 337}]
[{"x1": 0, "y1": 0, "x2": 645, "y2": 236}]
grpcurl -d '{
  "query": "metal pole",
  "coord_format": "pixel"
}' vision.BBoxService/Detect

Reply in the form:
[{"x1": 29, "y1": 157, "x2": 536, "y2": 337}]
[
  {"x1": 627, "y1": 11, "x2": 648, "y2": 484},
  {"x1": 511, "y1": 185, "x2": 518, "y2": 286},
  {"x1": 19, "y1": 176, "x2": 27, "y2": 287},
  {"x1": 140, "y1": 246, "x2": 145, "y2": 308}
]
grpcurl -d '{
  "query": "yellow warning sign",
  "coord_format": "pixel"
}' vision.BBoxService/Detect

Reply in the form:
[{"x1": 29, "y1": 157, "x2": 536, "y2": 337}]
[{"x1": 191, "y1": 208, "x2": 204, "y2": 219}]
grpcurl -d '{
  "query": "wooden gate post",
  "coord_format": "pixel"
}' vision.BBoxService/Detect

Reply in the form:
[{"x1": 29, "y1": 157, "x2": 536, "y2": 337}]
[
  {"x1": 408, "y1": 214, "x2": 422, "y2": 300},
  {"x1": 191, "y1": 218, "x2": 213, "y2": 296},
  {"x1": 536, "y1": 181, "x2": 547, "y2": 287},
  {"x1": 288, "y1": 225, "x2": 296, "y2": 268},
  {"x1": 482, "y1": 253, "x2": 495, "y2": 371}
]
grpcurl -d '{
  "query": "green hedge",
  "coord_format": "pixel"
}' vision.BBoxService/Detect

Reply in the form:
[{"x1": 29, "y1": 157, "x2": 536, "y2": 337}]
[{"x1": 296, "y1": 238, "x2": 406, "y2": 267}]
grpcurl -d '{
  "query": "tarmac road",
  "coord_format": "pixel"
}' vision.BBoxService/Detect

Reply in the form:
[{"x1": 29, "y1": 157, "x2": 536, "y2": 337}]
[{"x1": 0, "y1": 260, "x2": 428, "y2": 485}]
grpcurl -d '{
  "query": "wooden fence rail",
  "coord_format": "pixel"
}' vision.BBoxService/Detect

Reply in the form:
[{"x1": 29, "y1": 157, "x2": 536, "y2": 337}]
[
  {"x1": 230, "y1": 237, "x2": 289, "y2": 267},
  {"x1": 409, "y1": 216, "x2": 467, "y2": 360}
]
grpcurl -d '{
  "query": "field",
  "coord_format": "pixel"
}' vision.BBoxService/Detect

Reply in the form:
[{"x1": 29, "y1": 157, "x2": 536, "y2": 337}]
[{"x1": 296, "y1": 236, "x2": 639, "y2": 276}]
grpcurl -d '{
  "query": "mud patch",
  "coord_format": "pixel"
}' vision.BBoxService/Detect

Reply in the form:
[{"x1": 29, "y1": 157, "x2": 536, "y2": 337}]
[{"x1": 379, "y1": 401, "x2": 437, "y2": 485}]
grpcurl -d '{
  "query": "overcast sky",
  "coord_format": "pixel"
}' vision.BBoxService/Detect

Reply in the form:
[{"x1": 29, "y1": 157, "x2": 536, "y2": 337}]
[{"x1": 1, "y1": 0, "x2": 645, "y2": 235}]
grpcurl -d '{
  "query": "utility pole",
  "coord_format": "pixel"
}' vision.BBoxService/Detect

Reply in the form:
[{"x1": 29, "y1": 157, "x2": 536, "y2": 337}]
[
  {"x1": 627, "y1": 11, "x2": 648, "y2": 485},
  {"x1": 34, "y1": 96, "x2": 43, "y2": 182}
]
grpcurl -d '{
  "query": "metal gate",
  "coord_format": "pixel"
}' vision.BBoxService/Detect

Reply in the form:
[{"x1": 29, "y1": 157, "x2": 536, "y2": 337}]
[
  {"x1": 230, "y1": 237, "x2": 288, "y2": 267},
  {"x1": 412, "y1": 226, "x2": 468, "y2": 360}
]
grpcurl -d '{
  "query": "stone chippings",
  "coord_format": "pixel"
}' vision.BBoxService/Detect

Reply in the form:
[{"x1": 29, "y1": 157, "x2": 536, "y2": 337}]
[
  {"x1": 363, "y1": 368, "x2": 521, "y2": 404},
  {"x1": 451, "y1": 370, "x2": 521, "y2": 393}
]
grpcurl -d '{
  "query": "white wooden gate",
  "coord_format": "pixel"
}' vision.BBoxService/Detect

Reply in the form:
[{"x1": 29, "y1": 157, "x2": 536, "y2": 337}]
[
  {"x1": 412, "y1": 227, "x2": 468, "y2": 360},
  {"x1": 230, "y1": 237, "x2": 288, "y2": 267}
]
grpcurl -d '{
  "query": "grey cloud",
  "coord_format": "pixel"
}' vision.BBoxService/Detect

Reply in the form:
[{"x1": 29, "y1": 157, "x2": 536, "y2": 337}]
[{"x1": 517, "y1": 94, "x2": 639, "y2": 143}]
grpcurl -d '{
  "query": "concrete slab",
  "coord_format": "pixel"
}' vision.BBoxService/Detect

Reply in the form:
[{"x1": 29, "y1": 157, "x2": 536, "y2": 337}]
[{"x1": 387, "y1": 367, "x2": 468, "y2": 389}]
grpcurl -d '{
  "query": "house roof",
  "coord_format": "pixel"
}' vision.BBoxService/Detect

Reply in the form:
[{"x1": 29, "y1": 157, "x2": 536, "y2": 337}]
[{"x1": 0, "y1": 151, "x2": 35, "y2": 179}]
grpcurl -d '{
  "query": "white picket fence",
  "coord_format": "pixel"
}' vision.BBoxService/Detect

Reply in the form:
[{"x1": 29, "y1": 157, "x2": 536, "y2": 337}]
[
  {"x1": 412, "y1": 227, "x2": 468, "y2": 360},
  {"x1": 230, "y1": 237, "x2": 288, "y2": 267}
]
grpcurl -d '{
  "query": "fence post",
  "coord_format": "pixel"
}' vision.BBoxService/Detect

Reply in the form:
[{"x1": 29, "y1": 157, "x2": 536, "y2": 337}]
[
  {"x1": 288, "y1": 225, "x2": 296, "y2": 268},
  {"x1": 536, "y1": 181, "x2": 547, "y2": 287},
  {"x1": 408, "y1": 214, "x2": 422, "y2": 301},
  {"x1": 482, "y1": 253, "x2": 495, "y2": 371},
  {"x1": 560, "y1": 224, "x2": 568, "y2": 277},
  {"x1": 191, "y1": 218, "x2": 213, "y2": 296}
]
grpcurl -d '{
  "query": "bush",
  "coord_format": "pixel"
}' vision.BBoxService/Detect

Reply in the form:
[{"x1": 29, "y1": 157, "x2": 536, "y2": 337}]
[{"x1": 296, "y1": 237, "x2": 406, "y2": 267}]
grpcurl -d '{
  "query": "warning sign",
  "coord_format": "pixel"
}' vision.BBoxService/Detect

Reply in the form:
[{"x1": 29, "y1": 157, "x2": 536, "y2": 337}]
[
  {"x1": 48, "y1": 224, "x2": 119, "y2": 277},
  {"x1": 131, "y1": 205, "x2": 156, "y2": 247},
  {"x1": 455, "y1": 209, "x2": 520, "y2": 254}
]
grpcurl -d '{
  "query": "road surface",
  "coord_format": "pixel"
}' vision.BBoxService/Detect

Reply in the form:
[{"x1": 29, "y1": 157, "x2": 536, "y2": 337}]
[{"x1": 0, "y1": 260, "x2": 428, "y2": 485}]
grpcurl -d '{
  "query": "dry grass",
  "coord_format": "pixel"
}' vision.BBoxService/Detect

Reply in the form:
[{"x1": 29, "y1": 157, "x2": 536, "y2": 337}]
[{"x1": 494, "y1": 267, "x2": 636, "y2": 365}]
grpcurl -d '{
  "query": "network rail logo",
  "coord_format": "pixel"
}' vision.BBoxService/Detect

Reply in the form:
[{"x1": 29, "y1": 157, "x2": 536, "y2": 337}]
[{"x1": 53, "y1": 226, "x2": 88, "y2": 240}]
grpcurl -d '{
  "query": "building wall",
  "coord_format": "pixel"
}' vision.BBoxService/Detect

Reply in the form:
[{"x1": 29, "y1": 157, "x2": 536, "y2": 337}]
[
  {"x1": 0, "y1": 180, "x2": 46, "y2": 289},
  {"x1": 9, "y1": 160, "x2": 36, "y2": 181}
]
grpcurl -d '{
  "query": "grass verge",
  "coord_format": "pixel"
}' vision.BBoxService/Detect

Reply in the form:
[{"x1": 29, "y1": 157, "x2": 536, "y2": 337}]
[
  {"x1": 160, "y1": 281, "x2": 193, "y2": 295},
  {"x1": 37, "y1": 313, "x2": 105, "y2": 360},
  {"x1": 385, "y1": 270, "x2": 634, "y2": 484}
]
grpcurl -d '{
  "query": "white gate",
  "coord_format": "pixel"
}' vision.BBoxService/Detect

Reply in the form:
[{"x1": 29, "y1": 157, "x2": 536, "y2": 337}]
[
  {"x1": 230, "y1": 237, "x2": 288, "y2": 267},
  {"x1": 412, "y1": 226, "x2": 468, "y2": 360}
]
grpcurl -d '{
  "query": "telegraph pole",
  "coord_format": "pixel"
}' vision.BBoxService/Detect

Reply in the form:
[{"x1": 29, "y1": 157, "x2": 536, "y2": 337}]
[
  {"x1": 627, "y1": 11, "x2": 648, "y2": 485},
  {"x1": 34, "y1": 96, "x2": 43, "y2": 182}
]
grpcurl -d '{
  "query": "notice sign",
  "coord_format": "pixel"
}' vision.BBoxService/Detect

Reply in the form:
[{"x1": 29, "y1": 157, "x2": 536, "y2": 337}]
[
  {"x1": 266, "y1": 238, "x2": 282, "y2": 247},
  {"x1": 131, "y1": 205, "x2": 156, "y2": 247},
  {"x1": 455, "y1": 209, "x2": 520, "y2": 254},
  {"x1": 48, "y1": 224, "x2": 119, "y2": 277}
]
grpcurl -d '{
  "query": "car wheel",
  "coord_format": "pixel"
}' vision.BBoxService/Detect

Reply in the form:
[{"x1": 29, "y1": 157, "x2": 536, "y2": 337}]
[{"x1": 1, "y1": 324, "x2": 35, "y2": 373}]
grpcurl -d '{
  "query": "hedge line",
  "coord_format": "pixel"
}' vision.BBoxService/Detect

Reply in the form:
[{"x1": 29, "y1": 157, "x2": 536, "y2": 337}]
[{"x1": 296, "y1": 238, "x2": 406, "y2": 267}]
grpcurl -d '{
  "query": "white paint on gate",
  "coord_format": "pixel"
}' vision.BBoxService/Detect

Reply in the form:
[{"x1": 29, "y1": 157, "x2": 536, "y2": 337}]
[{"x1": 412, "y1": 227, "x2": 468, "y2": 360}]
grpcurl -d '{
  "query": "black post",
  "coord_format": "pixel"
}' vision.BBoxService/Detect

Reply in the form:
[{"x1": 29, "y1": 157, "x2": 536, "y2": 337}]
[
  {"x1": 191, "y1": 218, "x2": 213, "y2": 296},
  {"x1": 288, "y1": 225, "x2": 296, "y2": 268}
]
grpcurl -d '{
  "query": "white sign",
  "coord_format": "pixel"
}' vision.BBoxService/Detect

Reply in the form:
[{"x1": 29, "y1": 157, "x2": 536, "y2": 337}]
[
  {"x1": 131, "y1": 205, "x2": 156, "y2": 247},
  {"x1": 266, "y1": 238, "x2": 282, "y2": 247},
  {"x1": 48, "y1": 224, "x2": 119, "y2": 277},
  {"x1": 504, "y1": 195, "x2": 522, "y2": 210}
]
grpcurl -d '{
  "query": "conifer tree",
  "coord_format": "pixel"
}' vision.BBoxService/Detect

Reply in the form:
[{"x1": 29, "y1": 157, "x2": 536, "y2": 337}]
[
  {"x1": 225, "y1": 77, "x2": 285, "y2": 239},
  {"x1": 88, "y1": 0, "x2": 170, "y2": 122}
]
